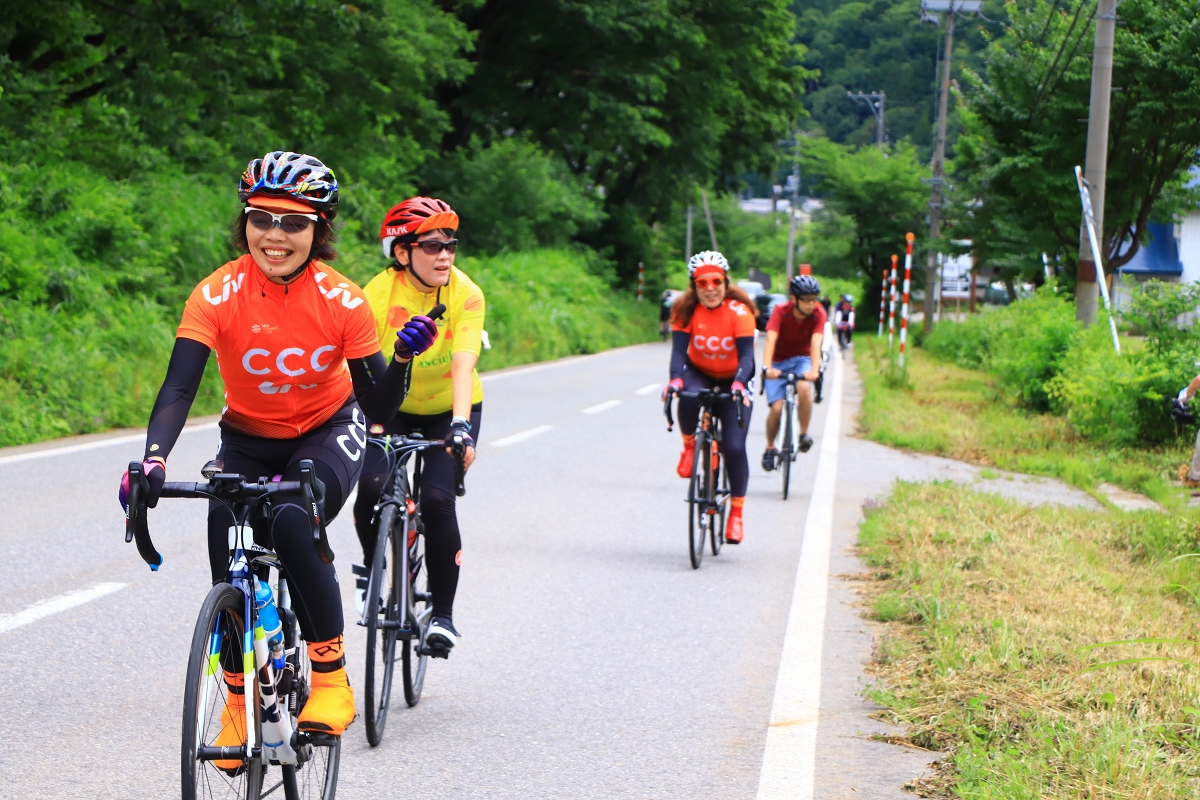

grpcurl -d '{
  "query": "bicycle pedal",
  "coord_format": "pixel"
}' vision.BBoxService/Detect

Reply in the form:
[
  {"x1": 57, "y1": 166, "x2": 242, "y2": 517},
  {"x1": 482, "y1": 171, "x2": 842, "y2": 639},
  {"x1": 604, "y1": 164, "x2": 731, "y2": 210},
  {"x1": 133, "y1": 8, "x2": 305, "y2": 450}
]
[{"x1": 419, "y1": 643, "x2": 450, "y2": 659}]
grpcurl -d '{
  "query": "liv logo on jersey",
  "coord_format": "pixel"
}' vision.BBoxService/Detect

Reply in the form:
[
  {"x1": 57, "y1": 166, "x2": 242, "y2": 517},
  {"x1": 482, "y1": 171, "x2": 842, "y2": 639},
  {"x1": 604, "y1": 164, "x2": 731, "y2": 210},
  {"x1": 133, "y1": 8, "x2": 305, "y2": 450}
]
[
  {"x1": 313, "y1": 272, "x2": 365, "y2": 309},
  {"x1": 202, "y1": 273, "x2": 247, "y2": 306}
]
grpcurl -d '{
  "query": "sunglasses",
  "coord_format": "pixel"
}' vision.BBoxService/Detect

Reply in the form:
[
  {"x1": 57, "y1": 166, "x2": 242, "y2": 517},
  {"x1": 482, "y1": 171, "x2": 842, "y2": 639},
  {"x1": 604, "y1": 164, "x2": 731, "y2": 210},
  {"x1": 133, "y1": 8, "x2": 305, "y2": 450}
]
[
  {"x1": 694, "y1": 277, "x2": 724, "y2": 290},
  {"x1": 413, "y1": 238, "x2": 458, "y2": 255},
  {"x1": 245, "y1": 208, "x2": 318, "y2": 234}
]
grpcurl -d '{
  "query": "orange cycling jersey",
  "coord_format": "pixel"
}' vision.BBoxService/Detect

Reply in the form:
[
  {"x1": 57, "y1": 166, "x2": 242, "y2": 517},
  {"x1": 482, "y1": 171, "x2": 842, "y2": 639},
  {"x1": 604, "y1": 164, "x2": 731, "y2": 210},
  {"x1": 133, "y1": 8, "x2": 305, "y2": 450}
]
[
  {"x1": 672, "y1": 298, "x2": 757, "y2": 380},
  {"x1": 178, "y1": 254, "x2": 379, "y2": 438}
]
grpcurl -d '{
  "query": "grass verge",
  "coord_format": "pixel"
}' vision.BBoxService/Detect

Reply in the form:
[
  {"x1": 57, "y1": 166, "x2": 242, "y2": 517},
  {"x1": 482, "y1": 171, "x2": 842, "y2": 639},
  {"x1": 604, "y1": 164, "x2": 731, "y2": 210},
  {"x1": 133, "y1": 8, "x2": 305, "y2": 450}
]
[
  {"x1": 860, "y1": 482, "x2": 1200, "y2": 798},
  {"x1": 854, "y1": 335, "x2": 1190, "y2": 506}
]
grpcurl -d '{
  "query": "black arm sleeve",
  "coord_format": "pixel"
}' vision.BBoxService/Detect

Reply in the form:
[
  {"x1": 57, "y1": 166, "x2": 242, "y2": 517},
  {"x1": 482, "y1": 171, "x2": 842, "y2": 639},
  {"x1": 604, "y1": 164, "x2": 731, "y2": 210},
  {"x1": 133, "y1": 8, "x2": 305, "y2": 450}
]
[
  {"x1": 733, "y1": 336, "x2": 756, "y2": 386},
  {"x1": 669, "y1": 330, "x2": 690, "y2": 380},
  {"x1": 348, "y1": 350, "x2": 412, "y2": 425},
  {"x1": 145, "y1": 337, "x2": 210, "y2": 460}
]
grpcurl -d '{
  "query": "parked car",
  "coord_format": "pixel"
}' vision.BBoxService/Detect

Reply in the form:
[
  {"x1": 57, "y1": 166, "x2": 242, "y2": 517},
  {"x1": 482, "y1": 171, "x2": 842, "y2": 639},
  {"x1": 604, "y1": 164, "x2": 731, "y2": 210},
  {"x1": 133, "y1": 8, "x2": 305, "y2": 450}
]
[
  {"x1": 737, "y1": 280, "x2": 765, "y2": 299},
  {"x1": 754, "y1": 293, "x2": 788, "y2": 331}
]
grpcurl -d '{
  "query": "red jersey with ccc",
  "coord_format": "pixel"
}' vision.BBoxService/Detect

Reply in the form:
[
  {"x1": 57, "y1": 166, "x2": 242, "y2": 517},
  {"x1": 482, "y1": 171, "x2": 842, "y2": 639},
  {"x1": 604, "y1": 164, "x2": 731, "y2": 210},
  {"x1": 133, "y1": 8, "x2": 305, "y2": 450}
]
[
  {"x1": 766, "y1": 300, "x2": 827, "y2": 360},
  {"x1": 177, "y1": 254, "x2": 380, "y2": 438},
  {"x1": 673, "y1": 298, "x2": 757, "y2": 380}
]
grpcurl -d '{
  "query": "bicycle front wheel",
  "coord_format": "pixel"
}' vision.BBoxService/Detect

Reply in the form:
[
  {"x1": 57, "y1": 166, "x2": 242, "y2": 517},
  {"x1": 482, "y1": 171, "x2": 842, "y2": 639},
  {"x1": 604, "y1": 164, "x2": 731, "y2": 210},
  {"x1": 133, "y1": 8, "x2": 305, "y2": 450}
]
[
  {"x1": 182, "y1": 583, "x2": 262, "y2": 800},
  {"x1": 402, "y1": 508, "x2": 431, "y2": 707},
  {"x1": 364, "y1": 504, "x2": 400, "y2": 747},
  {"x1": 710, "y1": 444, "x2": 725, "y2": 556},
  {"x1": 781, "y1": 401, "x2": 793, "y2": 500},
  {"x1": 687, "y1": 434, "x2": 710, "y2": 569}
]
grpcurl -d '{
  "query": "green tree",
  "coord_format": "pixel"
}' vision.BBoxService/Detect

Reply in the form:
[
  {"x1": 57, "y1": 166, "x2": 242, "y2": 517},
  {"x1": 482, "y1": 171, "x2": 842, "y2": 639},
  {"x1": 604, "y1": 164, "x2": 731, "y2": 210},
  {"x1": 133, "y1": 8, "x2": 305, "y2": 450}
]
[
  {"x1": 439, "y1": 0, "x2": 808, "y2": 279},
  {"x1": 949, "y1": 0, "x2": 1200, "y2": 286}
]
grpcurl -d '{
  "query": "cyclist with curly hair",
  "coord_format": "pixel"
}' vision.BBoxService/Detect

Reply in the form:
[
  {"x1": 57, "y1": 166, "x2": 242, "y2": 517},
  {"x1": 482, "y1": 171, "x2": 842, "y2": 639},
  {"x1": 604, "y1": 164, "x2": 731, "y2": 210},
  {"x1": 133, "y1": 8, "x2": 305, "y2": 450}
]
[
  {"x1": 761, "y1": 274, "x2": 826, "y2": 471},
  {"x1": 663, "y1": 251, "x2": 756, "y2": 544},
  {"x1": 352, "y1": 197, "x2": 485, "y2": 657},
  {"x1": 120, "y1": 152, "x2": 438, "y2": 763}
]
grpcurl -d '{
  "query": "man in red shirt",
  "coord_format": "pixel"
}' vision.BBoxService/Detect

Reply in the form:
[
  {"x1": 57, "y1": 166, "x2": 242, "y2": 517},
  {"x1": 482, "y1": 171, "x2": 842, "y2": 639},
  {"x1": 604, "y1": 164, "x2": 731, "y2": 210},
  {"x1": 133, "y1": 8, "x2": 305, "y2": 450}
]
[{"x1": 761, "y1": 274, "x2": 826, "y2": 470}]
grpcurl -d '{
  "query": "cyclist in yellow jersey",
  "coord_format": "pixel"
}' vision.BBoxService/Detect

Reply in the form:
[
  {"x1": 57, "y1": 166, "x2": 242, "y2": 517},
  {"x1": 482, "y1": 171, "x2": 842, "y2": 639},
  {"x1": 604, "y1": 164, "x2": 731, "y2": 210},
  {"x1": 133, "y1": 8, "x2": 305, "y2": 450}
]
[{"x1": 353, "y1": 196, "x2": 484, "y2": 656}]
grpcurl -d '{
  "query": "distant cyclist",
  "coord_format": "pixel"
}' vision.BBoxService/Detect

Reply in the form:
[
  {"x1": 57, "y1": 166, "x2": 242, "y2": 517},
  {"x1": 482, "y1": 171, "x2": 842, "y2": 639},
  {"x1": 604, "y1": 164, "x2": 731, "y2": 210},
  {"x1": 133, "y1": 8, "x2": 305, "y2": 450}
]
[
  {"x1": 663, "y1": 251, "x2": 755, "y2": 544},
  {"x1": 353, "y1": 197, "x2": 485, "y2": 657},
  {"x1": 659, "y1": 289, "x2": 674, "y2": 340},
  {"x1": 1175, "y1": 376, "x2": 1200, "y2": 487},
  {"x1": 119, "y1": 152, "x2": 436, "y2": 761},
  {"x1": 834, "y1": 293, "x2": 855, "y2": 350},
  {"x1": 761, "y1": 275, "x2": 826, "y2": 471}
]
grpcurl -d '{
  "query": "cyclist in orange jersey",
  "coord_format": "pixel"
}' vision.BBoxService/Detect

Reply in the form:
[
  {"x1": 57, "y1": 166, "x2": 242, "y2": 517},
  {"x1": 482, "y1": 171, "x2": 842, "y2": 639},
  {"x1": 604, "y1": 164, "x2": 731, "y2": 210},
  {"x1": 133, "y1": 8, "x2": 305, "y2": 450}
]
[
  {"x1": 119, "y1": 152, "x2": 438, "y2": 761},
  {"x1": 663, "y1": 251, "x2": 756, "y2": 544},
  {"x1": 353, "y1": 196, "x2": 485, "y2": 657}
]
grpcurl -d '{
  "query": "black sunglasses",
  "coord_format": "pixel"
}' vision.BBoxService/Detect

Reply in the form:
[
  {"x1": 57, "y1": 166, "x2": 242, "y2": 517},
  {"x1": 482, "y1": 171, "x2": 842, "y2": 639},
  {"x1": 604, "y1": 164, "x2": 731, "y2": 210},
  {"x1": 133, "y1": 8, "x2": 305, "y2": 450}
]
[{"x1": 413, "y1": 238, "x2": 458, "y2": 255}]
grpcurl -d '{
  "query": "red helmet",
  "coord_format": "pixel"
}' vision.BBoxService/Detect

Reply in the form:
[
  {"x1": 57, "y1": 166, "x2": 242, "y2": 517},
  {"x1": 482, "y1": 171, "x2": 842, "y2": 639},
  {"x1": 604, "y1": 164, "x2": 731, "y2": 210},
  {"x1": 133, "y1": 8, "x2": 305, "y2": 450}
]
[{"x1": 379, "y1": 197, "x2": 459, "y2": 259}]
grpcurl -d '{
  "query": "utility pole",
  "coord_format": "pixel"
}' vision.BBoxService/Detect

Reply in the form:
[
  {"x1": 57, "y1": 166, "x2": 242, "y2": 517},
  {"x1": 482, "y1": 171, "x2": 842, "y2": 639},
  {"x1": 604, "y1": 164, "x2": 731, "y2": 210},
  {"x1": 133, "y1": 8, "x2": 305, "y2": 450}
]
[
  {"x1": 920, "y1": 0, "x2": 980, "y2": 334},
  {"x1": 700, "y1": 189, "x2": 719, "y2": 251},
  {"x1": 685, "y1": 205, "x2": 694, "y2": 261},
  {"x1": 1076, "y1": 0, "x2": 1117, "y2": 325},
  {"x1": 784, "y1": 130, "x2": 801, "y2": 281},
  {"x1": 847, "y1": 91, "x2": 886, "y2": 151}
]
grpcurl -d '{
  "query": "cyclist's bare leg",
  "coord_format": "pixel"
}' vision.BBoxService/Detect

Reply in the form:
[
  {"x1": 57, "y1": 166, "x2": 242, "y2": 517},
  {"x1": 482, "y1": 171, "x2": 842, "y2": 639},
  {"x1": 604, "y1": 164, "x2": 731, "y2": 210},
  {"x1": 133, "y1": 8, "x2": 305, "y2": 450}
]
[
  {"x1": 764, "y1": 399, "x2": 785, "y2": 449},
  {"x1": 797, "y1": 380, "x2": 814, "y2": 434}
]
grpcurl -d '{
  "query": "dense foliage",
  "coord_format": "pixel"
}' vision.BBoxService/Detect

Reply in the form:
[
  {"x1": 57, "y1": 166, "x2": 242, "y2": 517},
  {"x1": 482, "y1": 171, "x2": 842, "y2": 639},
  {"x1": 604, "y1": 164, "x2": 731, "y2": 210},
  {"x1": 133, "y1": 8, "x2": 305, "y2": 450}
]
[{"x1": 925, "y1": 283, "x2": 1200, "y2": 446}]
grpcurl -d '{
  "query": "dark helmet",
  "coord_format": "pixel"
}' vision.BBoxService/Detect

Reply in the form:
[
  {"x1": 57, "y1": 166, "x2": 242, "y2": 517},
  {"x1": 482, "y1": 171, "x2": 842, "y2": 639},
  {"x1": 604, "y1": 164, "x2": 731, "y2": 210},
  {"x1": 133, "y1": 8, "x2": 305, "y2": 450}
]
[
  {"x1": 790, "y1": 274, "x2": 821, "y2": 297},
  {"x1": 238, "y1": 151, "x2": 339, "y2": 221}
]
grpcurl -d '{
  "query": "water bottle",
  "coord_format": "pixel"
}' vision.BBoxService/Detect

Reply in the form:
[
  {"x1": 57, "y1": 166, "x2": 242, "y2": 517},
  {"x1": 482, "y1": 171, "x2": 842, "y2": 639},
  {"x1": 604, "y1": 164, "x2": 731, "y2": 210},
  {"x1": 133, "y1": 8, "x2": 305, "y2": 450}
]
[{"x1": 253, "y1": 577, "x2": 286, "y2": 670}]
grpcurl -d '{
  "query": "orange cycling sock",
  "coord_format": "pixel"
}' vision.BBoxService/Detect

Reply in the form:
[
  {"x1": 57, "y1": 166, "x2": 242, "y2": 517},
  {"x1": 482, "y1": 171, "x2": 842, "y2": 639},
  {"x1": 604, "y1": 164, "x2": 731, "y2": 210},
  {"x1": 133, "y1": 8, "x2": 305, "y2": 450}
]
[
  {"x1": 677, "y1": 435, "x2": 696, "y2": 479},
  {"x1": 299, "y1": 635, "x2": 356, "y2": 735},
  {"x1": 726, "y1": 497, "x2": 745, "y2": 544}
]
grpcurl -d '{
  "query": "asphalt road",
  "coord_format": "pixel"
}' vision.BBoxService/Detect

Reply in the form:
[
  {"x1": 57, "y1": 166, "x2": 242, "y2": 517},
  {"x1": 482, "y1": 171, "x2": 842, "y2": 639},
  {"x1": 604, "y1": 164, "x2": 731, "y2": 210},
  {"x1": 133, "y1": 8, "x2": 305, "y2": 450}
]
[{"x1": 0, "y1": 340, "x2": 933, "y2": 799}]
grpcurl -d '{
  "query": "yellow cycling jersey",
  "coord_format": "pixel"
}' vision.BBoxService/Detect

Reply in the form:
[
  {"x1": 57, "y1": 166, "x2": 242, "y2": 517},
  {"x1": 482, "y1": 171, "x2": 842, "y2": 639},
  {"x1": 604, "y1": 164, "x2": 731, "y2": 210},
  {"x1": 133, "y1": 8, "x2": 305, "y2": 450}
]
[{"x1": 362, "y1": 265, "x2": 485, "y2": 416}]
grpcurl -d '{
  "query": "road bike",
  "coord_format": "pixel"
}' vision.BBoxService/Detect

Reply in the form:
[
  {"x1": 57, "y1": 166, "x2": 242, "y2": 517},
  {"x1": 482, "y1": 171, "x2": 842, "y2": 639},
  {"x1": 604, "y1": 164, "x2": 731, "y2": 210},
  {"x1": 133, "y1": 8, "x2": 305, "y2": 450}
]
[
  {"x1": 664, "y1": 387, "x2": 744, "y2": 569},
  {"x1": 761, "y1": 370, "x2": 816, "y2": 500},
  {"x1": 358, "y1": 432, "x2": 467, "y2": 746},
  {"x1": 126, "y1": 458, "x2": 340, "y2": 800}
]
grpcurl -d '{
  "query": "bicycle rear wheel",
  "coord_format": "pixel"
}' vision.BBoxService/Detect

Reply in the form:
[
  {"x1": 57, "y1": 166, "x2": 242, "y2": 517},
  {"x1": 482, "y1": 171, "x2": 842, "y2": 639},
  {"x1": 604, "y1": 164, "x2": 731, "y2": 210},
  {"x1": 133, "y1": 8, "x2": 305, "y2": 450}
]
[
  {"x1": 401, "y1": 510, "x2": 431, "y2": 707},
  {"x1": 182, "y1": 583, "x2": 262, "y2": 800},
  {"x1": 364, "y1": 504, "x2": 400, "y2": 747},
  {"x1": 781, "y1": 400, "x2": 793, "y2": 500},
  {"x1": 687, "y1": 434, "x2": 710, "y2": 569},
  {"x1": 282, "y1": 619, "x2": 341, "y2": 800}
]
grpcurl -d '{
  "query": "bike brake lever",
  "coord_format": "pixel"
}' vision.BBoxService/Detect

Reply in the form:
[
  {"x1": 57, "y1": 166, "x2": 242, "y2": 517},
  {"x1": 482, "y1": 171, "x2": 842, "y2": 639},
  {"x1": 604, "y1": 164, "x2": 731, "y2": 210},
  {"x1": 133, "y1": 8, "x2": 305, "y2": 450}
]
[
  {"x1": 452, "y1": 434, "x2": 466, "y2": 498},
  {"x1": 299, "y1": 459, "x2": 335, "y2": 564},
  {"x1": 125, "y1": 461, "x2": 164, "y2": 571}
]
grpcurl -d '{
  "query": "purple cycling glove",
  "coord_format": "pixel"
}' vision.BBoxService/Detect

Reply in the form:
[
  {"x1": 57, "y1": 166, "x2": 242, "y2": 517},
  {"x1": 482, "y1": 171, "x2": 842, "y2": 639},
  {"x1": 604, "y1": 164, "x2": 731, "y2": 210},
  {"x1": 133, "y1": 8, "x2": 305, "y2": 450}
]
[{"x1": 395, "y1": 315, "x2": 439, "y2": 359}]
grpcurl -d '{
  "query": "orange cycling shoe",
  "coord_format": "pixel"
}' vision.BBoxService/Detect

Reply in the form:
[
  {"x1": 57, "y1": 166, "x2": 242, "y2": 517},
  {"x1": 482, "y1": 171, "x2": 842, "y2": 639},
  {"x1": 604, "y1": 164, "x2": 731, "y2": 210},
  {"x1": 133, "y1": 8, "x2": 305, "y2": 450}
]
[
  {"x1": 676, "y1": 435, "x2": 696, "y2": 479},
  {"x1": 725, "y1": 498, "x2": 745, "y2": 544},
  {"x1": 298, "y1": 636, "x2": 356, "y2": 735},
  {"x1": 213, "y1": 671, "x2": 248, "y2": 772}
]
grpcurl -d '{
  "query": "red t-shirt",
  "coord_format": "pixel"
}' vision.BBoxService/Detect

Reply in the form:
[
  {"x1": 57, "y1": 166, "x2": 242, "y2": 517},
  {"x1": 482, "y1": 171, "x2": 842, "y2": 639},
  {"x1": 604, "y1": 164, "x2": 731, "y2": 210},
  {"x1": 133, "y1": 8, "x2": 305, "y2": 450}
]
[
  {"x1": 672, "y1": 298, "x2": 757, "y2": 379},
  {"x1": 178, "y1": 255, "x2": 380, "y2": 438},
  {"x1": 766, "y1": 300, "x2": 826, "y2": 360}
]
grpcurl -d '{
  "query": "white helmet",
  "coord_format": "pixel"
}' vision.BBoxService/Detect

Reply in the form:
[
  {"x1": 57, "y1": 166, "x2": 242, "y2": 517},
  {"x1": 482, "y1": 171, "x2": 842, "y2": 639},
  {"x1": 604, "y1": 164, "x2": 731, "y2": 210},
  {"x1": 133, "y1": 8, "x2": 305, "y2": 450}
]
[{"x1": 687, "y1": 250, "x2": 729, "y2": 277}]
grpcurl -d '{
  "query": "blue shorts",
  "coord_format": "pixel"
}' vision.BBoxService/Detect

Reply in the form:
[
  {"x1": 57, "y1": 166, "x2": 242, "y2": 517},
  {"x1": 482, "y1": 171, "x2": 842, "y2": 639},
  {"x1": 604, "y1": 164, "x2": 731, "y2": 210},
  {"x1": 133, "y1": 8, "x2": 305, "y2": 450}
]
[{"x1": 765, "y1": 355, "x2": 812, "y2": 404}]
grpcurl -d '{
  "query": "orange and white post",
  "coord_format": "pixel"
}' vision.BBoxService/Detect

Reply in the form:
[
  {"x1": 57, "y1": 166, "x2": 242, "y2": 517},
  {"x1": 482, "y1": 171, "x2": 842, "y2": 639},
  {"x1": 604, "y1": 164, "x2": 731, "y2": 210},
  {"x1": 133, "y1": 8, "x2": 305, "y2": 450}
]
[
  {"x1": 886, "y1": 254, "x2": 898, "y2": 352},
  {"x1": 898, "y1": 233, "x2": 914, "y2": 369},
  {"x1": 878, "y1": 267, "x2": 889, "y2": 337}
]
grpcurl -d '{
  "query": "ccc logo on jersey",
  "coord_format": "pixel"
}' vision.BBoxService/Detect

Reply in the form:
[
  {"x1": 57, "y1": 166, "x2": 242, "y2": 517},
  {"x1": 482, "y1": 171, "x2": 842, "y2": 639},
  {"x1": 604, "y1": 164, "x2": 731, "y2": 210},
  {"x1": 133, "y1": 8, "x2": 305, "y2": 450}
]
[{"x1": 692, "y1": 335, "x2": 735, "y2": 353}]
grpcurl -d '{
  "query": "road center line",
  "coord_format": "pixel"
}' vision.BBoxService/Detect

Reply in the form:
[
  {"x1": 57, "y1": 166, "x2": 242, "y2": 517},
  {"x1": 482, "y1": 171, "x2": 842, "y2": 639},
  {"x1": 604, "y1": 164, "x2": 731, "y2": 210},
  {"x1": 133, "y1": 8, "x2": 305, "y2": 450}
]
[
  {"x1": 0, "y1": 421, "x2": 219, "y2": 467},
  {"x1": 634, "y1": 383, "x2": 660, "y2": 396},
  {"x1": 490, "y1": 425, "x2": 553, "y2": 448},
  {"x1": 756, "y1": 356, "x2": 843, "y2": 800},
  {"x1": 0, "y1": 583, "x2": 127, "y2": 635},
  {"x1": 581, "y1": 399, "x2": 621, "y2": 415}
]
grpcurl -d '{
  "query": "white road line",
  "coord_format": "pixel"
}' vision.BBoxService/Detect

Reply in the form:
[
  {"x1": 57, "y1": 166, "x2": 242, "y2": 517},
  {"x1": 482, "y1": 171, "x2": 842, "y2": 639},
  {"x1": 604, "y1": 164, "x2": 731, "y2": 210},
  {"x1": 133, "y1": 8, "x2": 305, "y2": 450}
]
[
  {"x1": 635, "y1": 383, "x2": 660, "y2": 396},
  {"x1": 756, "y1": 357, "x2": 844, "y2": 800},
  {"x1": 581, "y1": 399, "x2": 621, "y2": 415},
  {"x1": 0, "y1": 421, "x2": 220, "y2": 467},
  {"x1": 0, "y1": 583, "x2": 127, "y2": 635},
  {"x1": 490, "y1": 425, "x2": 553, "y2": 448}
]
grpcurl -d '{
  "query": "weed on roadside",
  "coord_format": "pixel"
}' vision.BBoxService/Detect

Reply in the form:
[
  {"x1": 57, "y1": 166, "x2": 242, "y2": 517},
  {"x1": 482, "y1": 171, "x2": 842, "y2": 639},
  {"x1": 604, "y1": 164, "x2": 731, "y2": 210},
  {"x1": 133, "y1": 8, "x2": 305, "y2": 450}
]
[{"x1": 860, "y1": 483, "x2": 1200, "y2": 797}]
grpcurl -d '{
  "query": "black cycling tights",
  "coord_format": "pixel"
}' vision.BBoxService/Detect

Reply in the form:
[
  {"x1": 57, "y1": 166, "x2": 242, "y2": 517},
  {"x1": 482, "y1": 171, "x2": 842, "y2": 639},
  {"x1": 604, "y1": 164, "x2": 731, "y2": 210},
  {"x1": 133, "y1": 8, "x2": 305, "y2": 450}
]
[
  {"x1": 677, "y1": 369, "x2": 752, "y2": 497},
  {"x1": 354, "y1": 405, "x2": 482, "y2": 623},
  {"x1": 208, "y1": 402, "x2": 365, "y2": 649}
]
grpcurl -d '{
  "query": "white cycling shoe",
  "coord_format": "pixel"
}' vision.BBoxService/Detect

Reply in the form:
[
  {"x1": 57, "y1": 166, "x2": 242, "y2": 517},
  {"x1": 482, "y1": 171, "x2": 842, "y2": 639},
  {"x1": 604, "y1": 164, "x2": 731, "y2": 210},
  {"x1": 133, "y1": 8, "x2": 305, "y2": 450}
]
[{"x1": 426, "y1": 616, "x2": 460, "y2": 658}]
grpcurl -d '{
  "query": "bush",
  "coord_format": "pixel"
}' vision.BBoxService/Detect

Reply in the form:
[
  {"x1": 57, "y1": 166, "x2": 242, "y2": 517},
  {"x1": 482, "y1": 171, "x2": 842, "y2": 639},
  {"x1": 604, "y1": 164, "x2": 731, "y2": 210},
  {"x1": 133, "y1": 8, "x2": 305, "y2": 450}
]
[
  {"x1": 465, "y1": 248, "x2": 656, "y2": 370},
  {"x1": 925, "y1": 289, "x2": 1078, "y2": 411}
]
